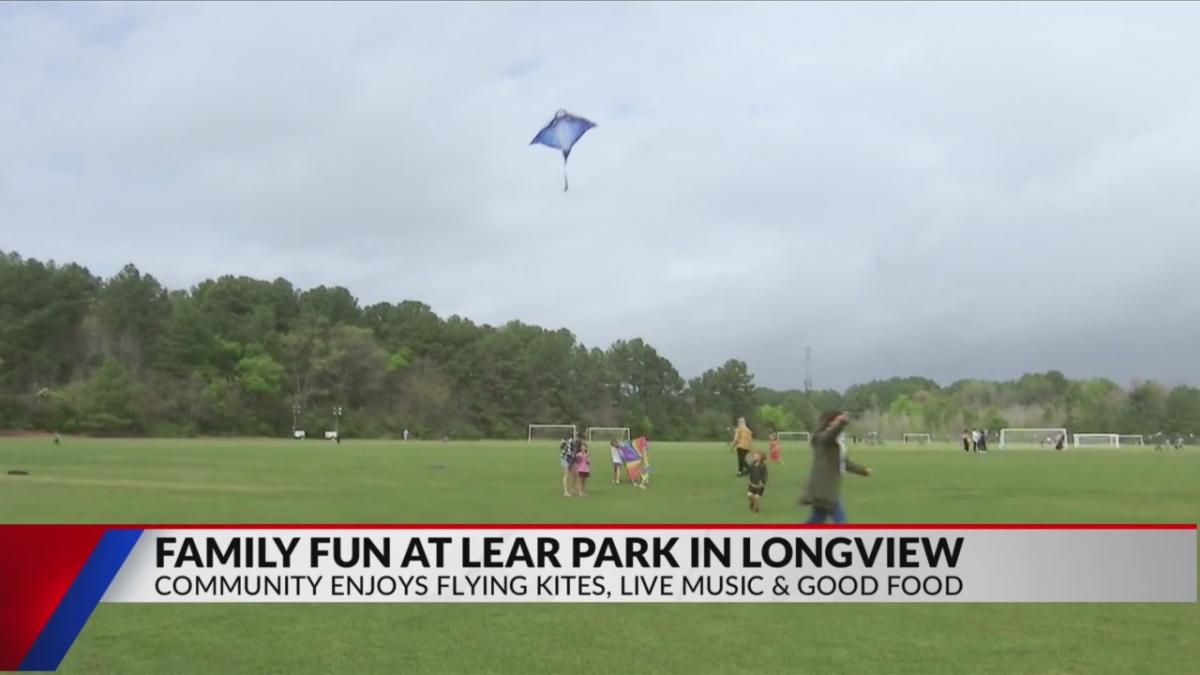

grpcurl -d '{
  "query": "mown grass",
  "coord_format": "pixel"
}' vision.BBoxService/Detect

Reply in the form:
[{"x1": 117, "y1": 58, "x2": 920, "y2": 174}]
[{"x1": 1, "y1": 437, "x2": 1196, "y2": 674}]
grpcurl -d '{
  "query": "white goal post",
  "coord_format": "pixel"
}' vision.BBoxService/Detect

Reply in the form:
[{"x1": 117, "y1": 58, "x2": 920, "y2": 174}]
[
  {"x1": 1073, "y1": 433, "x2": 1145, "y2": 448},
  {"x1": 1074, "y1": 433, "x2": 1117, "y2": 448},
  {"x1": 776, "y1": 431, "x2": 810, "y2": 443},
  {"x1": 999, "y1": 428, "x2": 1068, "y2": 449},
  {"x1": 902, "y1": 433, "x2": 932, "y2": 443},
  {"x1": 586, "y1": 427, "x2": 631, "y2": 443},
  {"x1": 528, "y1": 423, "x2": 577, "y2": 443}
]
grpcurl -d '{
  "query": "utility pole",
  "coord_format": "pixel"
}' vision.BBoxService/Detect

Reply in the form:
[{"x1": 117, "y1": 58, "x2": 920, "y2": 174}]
[{"x1": 803, "y1": 346, "x2": 812, "y2": 394}]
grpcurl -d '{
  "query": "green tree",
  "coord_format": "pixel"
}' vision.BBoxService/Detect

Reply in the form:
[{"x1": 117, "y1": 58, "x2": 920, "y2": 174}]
[
  {"x1": 236, "y1": 352, "x2": 286, "y2": 395},
  {"x1": 299, "y1": 286, "x2": 360, "y2": 327},
  {"x1": 0, "y1": 252, "x2": 98, "y2": 392},
  {"x1": 96, "y1": 264, "x2": 170, "y2": 372},
  {"x1": 844, "y1": 376, "x2": 939, "y2": 413},
  {"x1": 320, "y1": 325, "x2": 388, "y2": 410},
  {"x1": 608, "y1": 339, "x2": 686, "y2": 439},
  {"x1": 73, "y1": 359, "x2": 142, "y2": 433},
  {"x1": 1163, "y1": 386, "x2": 1200, "y2": 435},
  {"x1": 1123, "y1": 380, "x2": 1167, "y2": 434},
  {"x1": 781, "y1": 392, "x2": 817, "y2": 431},
  {"x1": 689, "y1": 359, "x2": 757, "y2": 427},
  {"x1": 2, "y1": 247, "x2": 1192, "y2": 441},
  {"x1": 755, "y1": 403, "x2": 796, "y2": 434}
]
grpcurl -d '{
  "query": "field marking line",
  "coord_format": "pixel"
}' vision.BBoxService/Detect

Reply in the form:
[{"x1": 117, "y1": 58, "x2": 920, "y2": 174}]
[{"x1": 3, "y1": 475, "x2": 308, "y2": 494}]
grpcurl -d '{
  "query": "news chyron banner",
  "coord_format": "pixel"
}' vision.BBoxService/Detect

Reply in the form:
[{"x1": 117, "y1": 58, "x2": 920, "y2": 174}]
[{"x1": 1, "y1": 525, "x2": 1196, "y2": 671}]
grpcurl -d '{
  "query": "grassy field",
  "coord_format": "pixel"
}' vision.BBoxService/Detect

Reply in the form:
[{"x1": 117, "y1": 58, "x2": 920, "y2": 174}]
[{"x1": 1, "y1": 437, "x2": 1198, "y2": 674}]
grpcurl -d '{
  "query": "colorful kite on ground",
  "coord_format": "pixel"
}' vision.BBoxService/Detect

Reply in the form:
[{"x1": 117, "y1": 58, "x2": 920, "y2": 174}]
[
  {"x1": 634, "y1": 436, "x2": 650, "y2": 482},
  {"x1": 618, "y1": 440, "x2": 645, "y2": 483},
  {"x1": 530, "y1": 109, "x2": 596, "y2": 192}
]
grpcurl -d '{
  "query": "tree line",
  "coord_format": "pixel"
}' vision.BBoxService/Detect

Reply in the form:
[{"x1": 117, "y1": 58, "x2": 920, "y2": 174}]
[{"x1": 2, "y1": 250, "x2": 1198, "y2": 441}]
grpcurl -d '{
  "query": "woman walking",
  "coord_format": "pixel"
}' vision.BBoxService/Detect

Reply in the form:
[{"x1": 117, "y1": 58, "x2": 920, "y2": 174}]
[{"x1": 732, "y1": 417, "x2": 754, "y2": 477}]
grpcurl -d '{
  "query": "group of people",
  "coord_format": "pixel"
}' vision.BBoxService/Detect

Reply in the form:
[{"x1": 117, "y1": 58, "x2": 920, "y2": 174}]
[
  {"x1": 554, "y1": 411, "x2": 876, "y2": 522},
  {"x1": 961, "y1": 429, "x2": 990, "y2": 453},
  {"x1": 734, "y1": 421, "x2": 788, "y2": 470},
  {"x1": 558, "y1": 434, "x2": 592, "y2": 497},
  {"x1": 730, "y1": 414, "x2": 873, "y2": 523},
  {"x1": 1155, "y1": 436, "x2": 1185, "y2": 451},
  {"x1": 558, "y1": 433, "x2": 648, "y2": 497}
]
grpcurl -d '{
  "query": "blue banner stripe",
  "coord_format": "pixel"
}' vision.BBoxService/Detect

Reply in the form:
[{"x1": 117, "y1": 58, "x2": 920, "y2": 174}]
[{"x1": 19, "y1": 529, "x2": 142, "y2": 672}]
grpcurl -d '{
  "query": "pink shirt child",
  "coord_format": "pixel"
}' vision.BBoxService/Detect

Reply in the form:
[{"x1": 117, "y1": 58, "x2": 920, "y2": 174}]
[{"x1": 576, "y1": 450, "x2": 591, "y2": 474}]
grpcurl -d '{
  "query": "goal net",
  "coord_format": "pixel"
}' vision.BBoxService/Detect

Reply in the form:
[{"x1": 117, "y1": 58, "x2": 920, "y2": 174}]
[
  {"x1": 1073, "y1": 433, "x2": 1118, "y2": 448},
  {"x1": 776, "y1": 431, "x2": 810, "y2": 443},
  {"x1": 999, "y1": 427, "x2": 1068, "y2": 449},
  {"x1": 902, "y1": 433, "x2": 931, "y2": 444},
  {"x1": 1073, "y1": 433, "x2": 1145, "y2": 448},
  {"x1": 587, "y1": 427, "x2": 631, "y2": 444},
  {"x1": 528, "y1": 424, "x2": 576, "y2": 443}
]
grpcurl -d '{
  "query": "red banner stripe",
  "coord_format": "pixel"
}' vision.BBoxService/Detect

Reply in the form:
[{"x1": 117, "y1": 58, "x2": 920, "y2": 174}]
[
  {"x1": 0, "y1": 526, "x2": 108, "y2": 671},
  {"x1": 78, "y1": 523, "x2": 1198, "y2": 530}
]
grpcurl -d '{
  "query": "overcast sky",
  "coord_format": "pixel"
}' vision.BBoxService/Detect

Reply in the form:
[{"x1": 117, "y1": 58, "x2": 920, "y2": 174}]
[{"x1": 2, "y1": 2, "x2": 1198, "y2": 390}]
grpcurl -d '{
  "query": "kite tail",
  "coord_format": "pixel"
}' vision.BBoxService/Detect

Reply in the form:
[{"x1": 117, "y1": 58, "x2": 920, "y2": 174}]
[{"x1": 562, "y1": 154, "x2": 569, "y2": 192}]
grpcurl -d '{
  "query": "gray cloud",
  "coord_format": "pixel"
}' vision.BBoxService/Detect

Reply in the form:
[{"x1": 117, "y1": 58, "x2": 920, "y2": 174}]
[{"x1": 2, "y1": 2, "x2": 1199, "y2": 389}]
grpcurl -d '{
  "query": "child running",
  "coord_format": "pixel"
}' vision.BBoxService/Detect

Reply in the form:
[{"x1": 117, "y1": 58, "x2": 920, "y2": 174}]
[
  {"x1": 610, "y1": 439, "x2": 623, "y2": 484},
  {"x1": 800, "y1": 410, "x2": 872, "y2": 524},
  {"x1": 768, "y1": 433, "x2": 783, "y2": 464},
  {"x1": 746, "y1": 451, "x2": 768, "y2": 513}
]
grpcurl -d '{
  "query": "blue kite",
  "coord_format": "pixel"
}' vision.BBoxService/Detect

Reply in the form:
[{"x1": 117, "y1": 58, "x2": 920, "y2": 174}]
[{"x1": 530, "y1": 109, "x2": 596, "y2": 192}]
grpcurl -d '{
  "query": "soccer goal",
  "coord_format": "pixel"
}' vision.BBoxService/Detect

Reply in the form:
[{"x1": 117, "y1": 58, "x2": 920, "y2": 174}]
[
  {"x1": 1073, "y1": 433, "x2": 1119, "y2": 448},
  {"x1": 776, "y1": 431, "x2": 810, "y2": 443},
  {"x1": 902, "y1": 433, "x2": 932, "y2": 444},
  {"x1": 999, "y1": 428, "x2": 1068, "y2": 449},
  {"x1": 528, "y1": 423, "x2": 577, "y2": 443},
  {"x1": 587, "y1": 427, "x2": 631, "y2": 443},
  {"x1": 1074, "y1": 433, "x2": 1145, "y2": 448}
]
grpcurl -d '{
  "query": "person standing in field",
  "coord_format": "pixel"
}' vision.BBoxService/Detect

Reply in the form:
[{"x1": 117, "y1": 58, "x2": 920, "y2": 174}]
[
  {"x1": 732, "y1": 417, "x2": 754, "y2": 477},
  {"x1": 576, "y1": 442, "x2": 591, "y2": 496},
  {"x1": 961, "y1": 429, "x2": 970, "y2": 453},
  {"x1": 800, "y1": 410, "x2": 872, "y2": 524},
  {"x1": 560, "y1": 433, "x2": 579, "y2": 497},
  {"x1": 768, "y1": 433, "x2": 783, "y2": 464}
]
